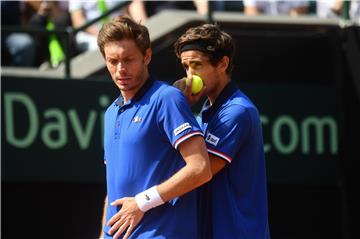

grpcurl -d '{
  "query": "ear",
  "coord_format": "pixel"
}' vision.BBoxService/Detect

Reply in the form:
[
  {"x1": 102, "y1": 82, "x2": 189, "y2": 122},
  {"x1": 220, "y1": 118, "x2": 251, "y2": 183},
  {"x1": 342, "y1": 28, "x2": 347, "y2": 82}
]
[
  {"x1": 144, "y1": 48, "x2": 152, "y2": 65},
  {"x1": 218, "y1": 56, "x2": 229, "y2": 73}
]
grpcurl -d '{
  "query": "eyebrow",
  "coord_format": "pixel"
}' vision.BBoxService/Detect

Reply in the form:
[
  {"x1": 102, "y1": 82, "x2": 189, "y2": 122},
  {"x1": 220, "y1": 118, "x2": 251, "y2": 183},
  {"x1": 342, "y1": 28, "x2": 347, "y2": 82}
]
[{"x1": 182, "y1": 59, "x2": 201, "y2": 65}]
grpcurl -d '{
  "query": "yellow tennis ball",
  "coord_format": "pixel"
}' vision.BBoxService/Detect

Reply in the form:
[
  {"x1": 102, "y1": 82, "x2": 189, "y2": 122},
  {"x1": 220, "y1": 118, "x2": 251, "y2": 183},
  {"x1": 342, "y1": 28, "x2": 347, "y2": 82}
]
[{"x1": 186, "y1": 75, "x2": 203, "y2": 94}]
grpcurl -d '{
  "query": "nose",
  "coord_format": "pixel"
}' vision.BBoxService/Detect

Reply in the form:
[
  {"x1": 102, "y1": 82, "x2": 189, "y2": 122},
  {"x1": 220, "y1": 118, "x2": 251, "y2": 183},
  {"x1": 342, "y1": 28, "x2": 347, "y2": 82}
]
[
  {"x1": 187, "y1": 68, "x2": 196, "y2": 79},
  {"x1": 116, "y1": 62, "x2": 126, "y2": 76}
]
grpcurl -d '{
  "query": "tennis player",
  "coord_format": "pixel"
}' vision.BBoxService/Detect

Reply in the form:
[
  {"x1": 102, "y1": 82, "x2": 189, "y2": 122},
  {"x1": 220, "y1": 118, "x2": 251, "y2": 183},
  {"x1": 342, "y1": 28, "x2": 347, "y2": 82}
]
[
  {"x1": 97, "y1": 16, "x2": 212, "y2": 239},
  {"x1": 174, "y1": 23, "x2": 271, "y2": 239}
]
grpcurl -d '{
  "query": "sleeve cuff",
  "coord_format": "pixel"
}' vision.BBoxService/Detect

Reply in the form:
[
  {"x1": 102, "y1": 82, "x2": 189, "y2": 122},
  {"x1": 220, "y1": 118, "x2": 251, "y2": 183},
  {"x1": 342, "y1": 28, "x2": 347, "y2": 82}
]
[
  {"x1": 174, "y1": 130, "x2": 204, "y2": 149},
  {"x1": 208, "y1": 148, "x2": 232, "y2": 163}
]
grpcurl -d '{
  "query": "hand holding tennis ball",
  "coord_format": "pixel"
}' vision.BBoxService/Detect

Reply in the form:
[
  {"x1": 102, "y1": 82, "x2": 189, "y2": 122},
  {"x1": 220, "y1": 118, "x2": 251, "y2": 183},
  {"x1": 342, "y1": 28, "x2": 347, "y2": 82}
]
[{"x1": 186, "y1": 75, "x2": 203, "y2": 94}]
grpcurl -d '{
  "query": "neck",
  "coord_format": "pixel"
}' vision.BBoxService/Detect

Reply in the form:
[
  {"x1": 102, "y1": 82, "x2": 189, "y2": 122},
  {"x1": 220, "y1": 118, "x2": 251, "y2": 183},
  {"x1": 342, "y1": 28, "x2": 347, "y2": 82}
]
[{"x1": 122, "y1": 72, "x2": 149, "y2": 103}]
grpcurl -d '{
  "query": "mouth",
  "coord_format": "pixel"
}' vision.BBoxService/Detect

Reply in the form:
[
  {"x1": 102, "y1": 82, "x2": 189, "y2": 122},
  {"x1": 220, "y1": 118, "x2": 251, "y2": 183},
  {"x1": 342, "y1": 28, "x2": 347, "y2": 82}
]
[{"x1": 116, "y1": 77, "x2": 131, "y2": 84}]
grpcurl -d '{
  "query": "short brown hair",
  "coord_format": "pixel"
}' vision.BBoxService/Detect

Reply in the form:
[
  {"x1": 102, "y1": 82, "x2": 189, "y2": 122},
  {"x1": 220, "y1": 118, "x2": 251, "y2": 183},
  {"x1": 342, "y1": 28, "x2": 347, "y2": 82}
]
[
  {"x1": 174, "y1": 23, "x2": 235, "y2": 74},
  {"x1": 97, "y1": 16, "x2": 151, "y2": 57}
]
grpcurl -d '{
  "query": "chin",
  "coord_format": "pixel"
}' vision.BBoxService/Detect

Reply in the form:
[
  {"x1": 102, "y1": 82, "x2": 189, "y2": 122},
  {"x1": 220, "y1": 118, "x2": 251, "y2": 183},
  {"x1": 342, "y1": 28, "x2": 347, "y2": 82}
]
[{"x1": 116, "y1": 84, "x2": 126, "y2": 91}]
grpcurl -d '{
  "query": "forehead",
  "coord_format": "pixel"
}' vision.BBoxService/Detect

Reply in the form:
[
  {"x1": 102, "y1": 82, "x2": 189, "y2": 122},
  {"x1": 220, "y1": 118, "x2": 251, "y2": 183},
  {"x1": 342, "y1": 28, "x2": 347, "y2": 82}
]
[
  {"x1": 180, "y1": 50, "x2": 209, "y2": 63},
  {"x1": 104, "y1": 39, "x2": 140, "y2": 56}
]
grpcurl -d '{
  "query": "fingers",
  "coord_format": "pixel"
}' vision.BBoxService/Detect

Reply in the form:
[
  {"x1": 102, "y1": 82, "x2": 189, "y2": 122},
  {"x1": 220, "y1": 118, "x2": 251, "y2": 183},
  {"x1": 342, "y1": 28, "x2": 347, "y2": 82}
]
[
  {"x1": 107, "y1": 197, "x2": 126, "y2": 227},
  {"x1": 108, "y1": 215, "x2": 126, "y2": 236},
  {"x1": 112, "y1": 219, "x2": 130, "y2": 239},
  {"x1": 108, "y1": 214, "x2": 139, "y2": 239},
  {"x1": 184, "y1": 76, "x2": 193, "y2": 96},
  {"x1": 122, "y1": 222, "x2": 135, "y2": 239},
  {"x1": 106, "y1": 197, "x2": 144, "y2": 238},
  {"x1": 110, "y1": 197, "x2": 126, "y2": 207},
  {"x1": 111, "y1": 219, "x2": 136, "y2": 239},
  {"x1": 107, "y1": 212, "x2": 121, "y2": 227},
  {"x1": 173, "y1": 78, "x2": 186, "y2": 91}
]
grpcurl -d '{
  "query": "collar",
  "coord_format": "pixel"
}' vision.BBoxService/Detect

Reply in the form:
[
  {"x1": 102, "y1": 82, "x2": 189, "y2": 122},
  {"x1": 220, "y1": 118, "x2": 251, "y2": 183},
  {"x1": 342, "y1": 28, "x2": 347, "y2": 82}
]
[
  {"x1": 116, "y1": 77, "x2": 154, "y2": 107},
  {"x1": 201, "y1": 81, "x2": 238, "y2": 122}
]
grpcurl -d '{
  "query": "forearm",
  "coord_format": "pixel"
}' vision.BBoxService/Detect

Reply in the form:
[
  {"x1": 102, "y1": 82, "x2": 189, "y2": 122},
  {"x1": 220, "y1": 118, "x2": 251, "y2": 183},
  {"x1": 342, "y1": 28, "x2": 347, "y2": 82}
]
[
  {"x1": 71, "y1": 10, "x2": 98, "y2": 36},
  {"x1": 193, "y1": 0, "x2": 208, "y2": 16},
  {"x1": 157, "y1": 136, "x2": 212, "y2": 202},
  {"x1": 157, "y1": 160, "x2": 211, "y2": 202},
  {"x1": 209, "y1": 153, "x2": 227, "y2": 176},
  {"x1": 290, "y1": 6, "x2": 308, "y2": 16},
  {"x1": 128, "y1": 0, "x2": 148, "y2": 23},
  {"x1": 99, "y1": 195, "x2": 108, "y2": 238},
  {"x1": 244, "y1": 6, "x2": 260, "y2": 15}
]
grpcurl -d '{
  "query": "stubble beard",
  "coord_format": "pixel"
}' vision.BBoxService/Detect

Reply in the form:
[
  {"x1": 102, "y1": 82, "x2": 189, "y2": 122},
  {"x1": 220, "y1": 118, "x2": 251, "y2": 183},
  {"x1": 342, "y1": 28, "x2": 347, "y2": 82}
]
[{"x1": 117, "y1": 65, "x2": 147, "y2": 93}]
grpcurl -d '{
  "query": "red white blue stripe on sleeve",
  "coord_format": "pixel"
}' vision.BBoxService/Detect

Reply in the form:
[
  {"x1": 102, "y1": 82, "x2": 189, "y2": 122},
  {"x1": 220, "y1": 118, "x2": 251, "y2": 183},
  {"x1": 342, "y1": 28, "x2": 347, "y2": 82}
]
[
  {"x1": 208, "y1": 148, "x2": 232, "y2": 163},
  {"x1": 174, "y1": 130, "x2": 204, "y2": 149}
]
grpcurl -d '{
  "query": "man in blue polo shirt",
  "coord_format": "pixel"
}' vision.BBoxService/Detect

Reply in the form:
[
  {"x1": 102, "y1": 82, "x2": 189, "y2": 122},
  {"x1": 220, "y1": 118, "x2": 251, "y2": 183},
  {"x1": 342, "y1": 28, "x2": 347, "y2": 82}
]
[
  {"x1": 96, "y1": 16, "x2": 212, "y2": 239},
  {"x1": 174, "y1": 24, "x2": 271, "y2": 239}
]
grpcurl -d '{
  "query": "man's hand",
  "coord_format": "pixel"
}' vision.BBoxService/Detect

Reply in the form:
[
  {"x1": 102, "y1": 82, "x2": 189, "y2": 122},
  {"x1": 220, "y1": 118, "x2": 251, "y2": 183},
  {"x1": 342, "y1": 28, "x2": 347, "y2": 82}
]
[
  {"x1": 173, "y1": 77, "x2": 206, "y2": 106},
  {"x1": 107, "y1": 197, "x2": 144, "y2": 239}
]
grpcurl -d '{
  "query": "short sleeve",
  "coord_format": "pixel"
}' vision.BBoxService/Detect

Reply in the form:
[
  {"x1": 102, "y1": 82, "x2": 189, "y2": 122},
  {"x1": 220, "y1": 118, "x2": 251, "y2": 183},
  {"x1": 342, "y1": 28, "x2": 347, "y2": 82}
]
[
  {"x1": 243, "y1": 0, "x2": 256, "y2": 7},
  {"x1": 205, "y1": 105, "x2": 251, "y2": 163},
  {"x1": 156, "y1": 86, "x2": 203, "y2": 149},
  {"x1": 68, "y1": 1, "x2": 82, "y2": 12}
]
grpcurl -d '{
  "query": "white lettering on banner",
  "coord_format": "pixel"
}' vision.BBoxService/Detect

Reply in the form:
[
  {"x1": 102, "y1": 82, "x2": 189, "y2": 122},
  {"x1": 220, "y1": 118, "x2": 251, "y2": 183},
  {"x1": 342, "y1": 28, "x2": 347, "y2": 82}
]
[
  {"x1": 4, "y1": 92, "x2": 109, "y2": 150},
  {"x1": 2, "y1": 91, "x2": 339, "y2": 155},
  {"x1": 173, "y1": 123, "x2": 192, "y2": 136},
  {"x1": 260, "y1": 115, "x2": 338, "y2": 155}
]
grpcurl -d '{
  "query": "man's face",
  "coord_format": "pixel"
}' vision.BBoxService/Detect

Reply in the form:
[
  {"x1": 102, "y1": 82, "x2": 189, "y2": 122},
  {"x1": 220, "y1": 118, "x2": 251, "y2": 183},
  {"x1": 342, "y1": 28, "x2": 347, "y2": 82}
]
[
  {"x1": 180, "y1": 50, "x2": 221, "y2": 95},
  {"x1": 104, "y1": 39, "x2": 151, "y2": 95}
]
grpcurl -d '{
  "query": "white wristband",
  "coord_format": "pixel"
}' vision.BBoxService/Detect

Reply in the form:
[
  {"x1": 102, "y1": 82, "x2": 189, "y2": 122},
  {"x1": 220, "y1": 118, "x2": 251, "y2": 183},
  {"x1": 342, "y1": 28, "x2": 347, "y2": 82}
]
[{"x1": 135, "y1": 186, "x2": 164, "y2": 212}]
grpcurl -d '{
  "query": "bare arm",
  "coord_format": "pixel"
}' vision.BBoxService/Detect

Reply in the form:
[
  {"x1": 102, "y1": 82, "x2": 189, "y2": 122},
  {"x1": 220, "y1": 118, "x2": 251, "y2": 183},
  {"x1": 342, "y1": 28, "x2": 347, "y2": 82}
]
[
  {"x1": 70, "y1": 9, "x2": 98, "y2": 36},
  {"x1": 157, "y1": 135, "x2": 212, "y2": 201},
  {"x1": 244, "y1": 6, "x2": 260, "y2": 15},
  {"x1": 289, "y1": 6, "x2": 309, "y2": 16},
  {"x1": 193, "y1": 0, "x2": 208, "y2": 16},
  {"x1": 128, "y1": 0, "x2": 148, "y2": 23},
  {"x1": 107, "y1": 136, "x2": 212, "y2": 239},
  {"x1": 99, "y1": 195, "x2": 108, "y2": 238},
  {"x1": 209, "y1": 153, "x2": 227, "y2": 175}
]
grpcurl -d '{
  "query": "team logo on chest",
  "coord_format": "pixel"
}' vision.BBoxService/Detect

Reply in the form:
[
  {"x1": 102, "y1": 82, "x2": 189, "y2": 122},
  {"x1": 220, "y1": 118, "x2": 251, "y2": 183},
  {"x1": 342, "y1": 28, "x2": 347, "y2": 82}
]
[
  {"x1": 205, "y1": 132, "x2": 220, "y2": 146},
  {"x1": 132, "y1": 116, "x2": 142, "y2": 123}
]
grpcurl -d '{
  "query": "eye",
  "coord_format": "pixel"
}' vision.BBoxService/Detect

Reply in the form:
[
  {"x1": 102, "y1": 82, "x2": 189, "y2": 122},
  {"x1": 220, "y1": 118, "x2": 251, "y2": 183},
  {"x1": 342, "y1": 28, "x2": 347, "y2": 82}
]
[
  {"x1": 108, "y1": 59, "x2": 117, "y2": 66},
  {"x1": 182, "y1": 63, "x2": 189, "y2": 70},
  {"x1": 192, "y1": 62, "x2": 201, "y2": 69},
  {"x1": 124, "y1": 57, "x2": 133, "y2": 63}
]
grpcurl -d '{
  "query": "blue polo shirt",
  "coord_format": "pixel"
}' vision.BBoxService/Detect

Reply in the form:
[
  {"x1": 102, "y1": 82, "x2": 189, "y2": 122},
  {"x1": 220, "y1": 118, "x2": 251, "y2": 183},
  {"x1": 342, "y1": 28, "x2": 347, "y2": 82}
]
[
  {"x1": 103, "y1": 78, "x2": 203, "y2": 239},
  {"x1": 198, "y1": 82, "x2": 270, "y2": 239}
]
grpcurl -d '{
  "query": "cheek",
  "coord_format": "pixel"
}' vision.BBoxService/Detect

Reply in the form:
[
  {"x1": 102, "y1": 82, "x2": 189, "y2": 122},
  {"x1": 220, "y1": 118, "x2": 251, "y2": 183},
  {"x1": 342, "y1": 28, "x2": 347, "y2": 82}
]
[
  {"x1": 201, "y1": 72, "x2": 211, "y2": 84},
  {"x1": 202, "y1": 72, "x2": 216, "y2": 88},
  {"x1": 107, "y1": 65, "x2": 116, "y2": 75}
]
